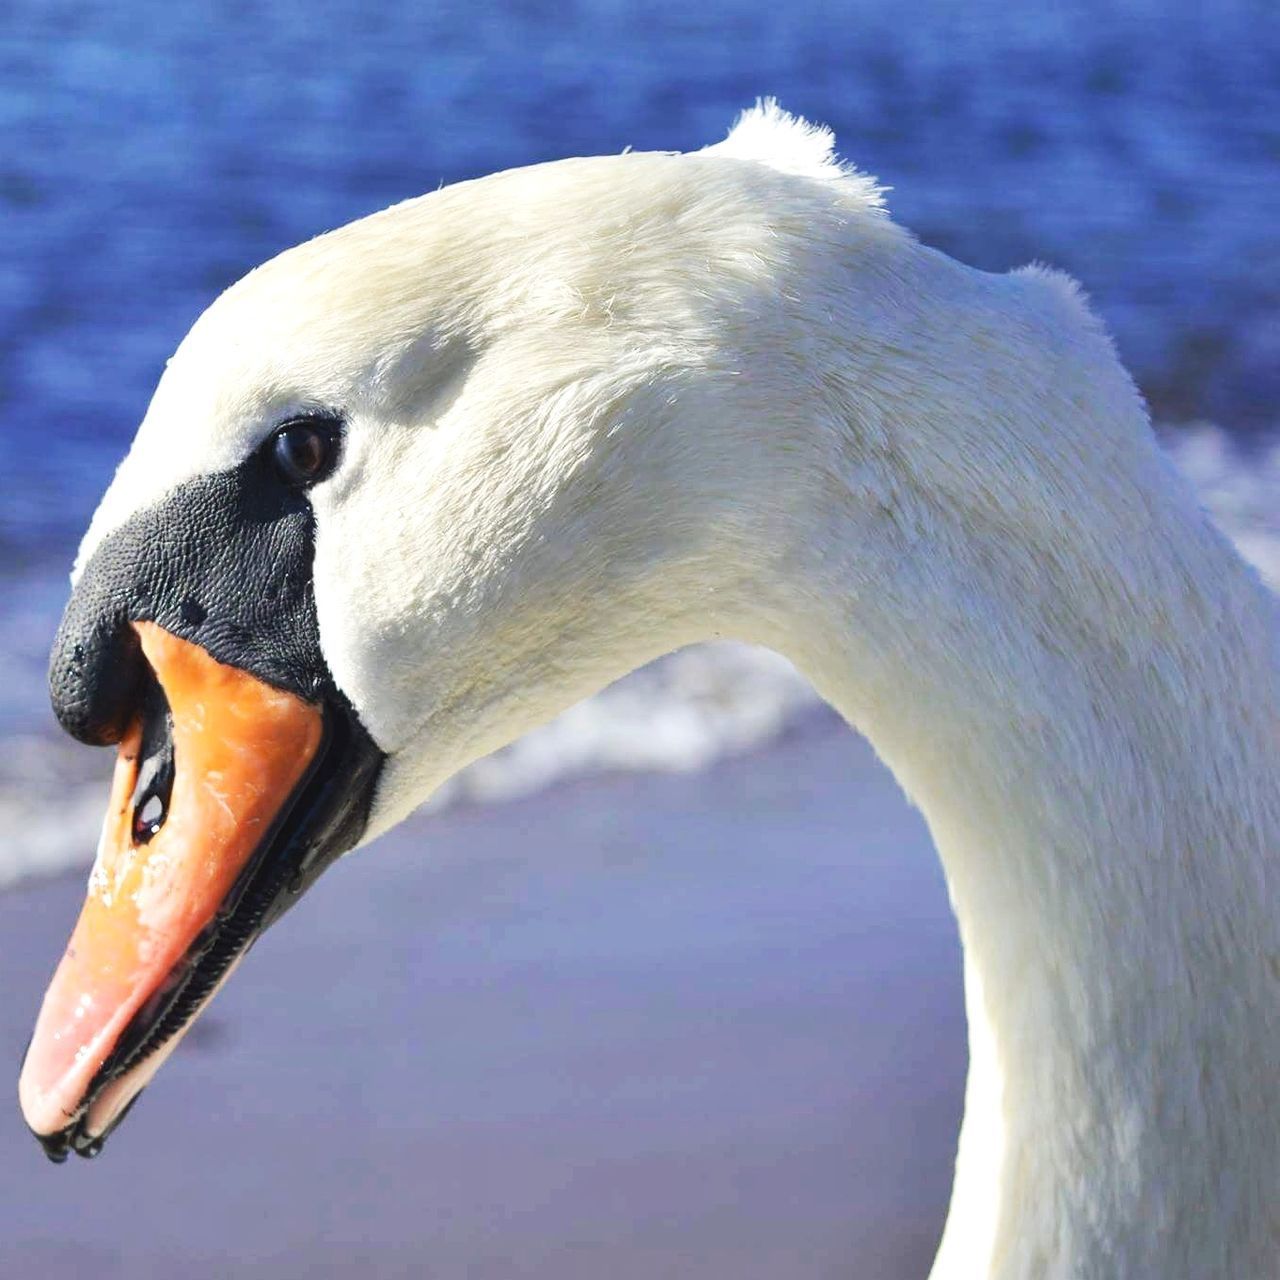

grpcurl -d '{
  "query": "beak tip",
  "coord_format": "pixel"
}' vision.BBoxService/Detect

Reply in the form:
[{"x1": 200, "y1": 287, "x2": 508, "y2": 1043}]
[
  {"x1": 18, "y1": 1092, "x2": 76, "y2": 1163},
  {"x1": 18, "y1": 1085, "x2": 133, "y2": 1164},
  {"x1": 35, "y1": 1127, "x2": 73, "y2": 1163},
  {"x1": 29, "y1": 1121, "x2": 108, "y2": 1164}
]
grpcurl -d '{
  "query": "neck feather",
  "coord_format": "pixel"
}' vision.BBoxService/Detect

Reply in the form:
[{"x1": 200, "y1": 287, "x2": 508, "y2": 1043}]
[{"x1": 754, "y1": 401, "x2": 1280, "y2": 1276}]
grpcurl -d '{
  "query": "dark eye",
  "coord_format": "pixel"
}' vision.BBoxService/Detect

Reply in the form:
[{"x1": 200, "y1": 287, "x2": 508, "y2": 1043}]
[{"x1": 269, "y1": 418, "x2": 340, "y2": 487}]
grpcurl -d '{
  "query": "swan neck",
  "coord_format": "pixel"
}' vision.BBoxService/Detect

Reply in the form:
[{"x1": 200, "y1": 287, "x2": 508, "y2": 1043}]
[{"x1": 766, "y1": 459, "x2": 1280, "y2": 1277}]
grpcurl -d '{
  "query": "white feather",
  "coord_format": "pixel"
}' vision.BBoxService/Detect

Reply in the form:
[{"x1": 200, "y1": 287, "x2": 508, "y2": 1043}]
[{"x1": 77, "y1": 105, "x2": 1280, "y2": 1277}]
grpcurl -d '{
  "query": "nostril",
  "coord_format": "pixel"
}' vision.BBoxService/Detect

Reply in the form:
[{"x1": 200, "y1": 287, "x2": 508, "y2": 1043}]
[
  {"x1": 127, "y1": 672, "x2": 175, "y2": 846},
  {"x1": 132, "y1": 793, "x2": 166, "y2": 845}
]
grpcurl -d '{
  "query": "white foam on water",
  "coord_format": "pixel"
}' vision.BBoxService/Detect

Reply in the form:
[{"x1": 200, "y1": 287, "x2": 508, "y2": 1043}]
[
  {"x1": 428, "y1": 640, "x2": 816, "y2": 812},
  {"x1": 1, "y1": 423, "x2": 1276, "y2": 890},
  {"x1": 0, "y1": 771, "x2": 105, "y2": 889},
  {"x1": 1163, "y1": 424, "x2": 1280, "y2": 589}
]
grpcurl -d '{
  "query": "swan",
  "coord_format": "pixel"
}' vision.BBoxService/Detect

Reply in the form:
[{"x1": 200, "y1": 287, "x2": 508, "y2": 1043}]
[{"x1": 17, "y1": 102, "x2": 1279, "y2": 1277}]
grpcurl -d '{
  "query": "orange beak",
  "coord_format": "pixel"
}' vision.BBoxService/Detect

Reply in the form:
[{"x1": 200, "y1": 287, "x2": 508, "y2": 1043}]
[{"x1": 19, "y1": 621, "x2": 324, "y2": 1153}]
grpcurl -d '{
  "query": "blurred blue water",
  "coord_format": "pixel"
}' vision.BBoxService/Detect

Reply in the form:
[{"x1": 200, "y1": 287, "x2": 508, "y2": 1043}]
[{"x1": 2, "y1": 0, "x2": 1277, "y2": 567}]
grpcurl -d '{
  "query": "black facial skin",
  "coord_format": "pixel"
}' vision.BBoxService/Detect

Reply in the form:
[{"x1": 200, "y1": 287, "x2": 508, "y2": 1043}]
[
  {"x1": 50, "y1": 417, "x2": 345, "y2": 745},
  {"x1": 34, "y1": 416, "x2": 384, "y2": 1162}
]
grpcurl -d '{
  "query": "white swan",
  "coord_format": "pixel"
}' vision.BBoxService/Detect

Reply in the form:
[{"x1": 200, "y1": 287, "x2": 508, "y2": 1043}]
[{"x1": 19, "y1": 103, "x2": 1279, "y2": 1276}]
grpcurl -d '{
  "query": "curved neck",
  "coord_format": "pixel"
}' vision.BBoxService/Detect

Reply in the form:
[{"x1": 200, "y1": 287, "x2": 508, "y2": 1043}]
[{"x1": 756, "y1": 424, "x2": 1280, "y2": 1276}]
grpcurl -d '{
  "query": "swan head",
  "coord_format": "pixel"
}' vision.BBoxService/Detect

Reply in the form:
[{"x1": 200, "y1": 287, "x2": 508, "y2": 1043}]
[
  {"x1": 19, "y1": 105, "x2": 904, "y2": 1157},
  {"x1": 21, "y1": 100, "x2": 1149, "y2": 1164}
]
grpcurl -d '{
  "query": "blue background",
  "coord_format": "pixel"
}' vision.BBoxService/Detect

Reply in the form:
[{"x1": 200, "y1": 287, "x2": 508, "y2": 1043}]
[{"x1": 3, "y1": 0, "x2": 1277, "y2": 569}]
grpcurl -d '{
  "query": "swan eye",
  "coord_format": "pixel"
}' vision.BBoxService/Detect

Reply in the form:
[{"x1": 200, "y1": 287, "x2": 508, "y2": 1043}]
[{"x1": 269, "y1": 418, "x2": 340, "y2": 488}]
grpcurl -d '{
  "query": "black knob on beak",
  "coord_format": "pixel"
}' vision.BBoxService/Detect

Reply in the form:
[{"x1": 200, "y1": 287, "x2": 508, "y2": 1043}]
[{"x1": 48, "y1": 597, "x2": 145, "y2": 746}]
